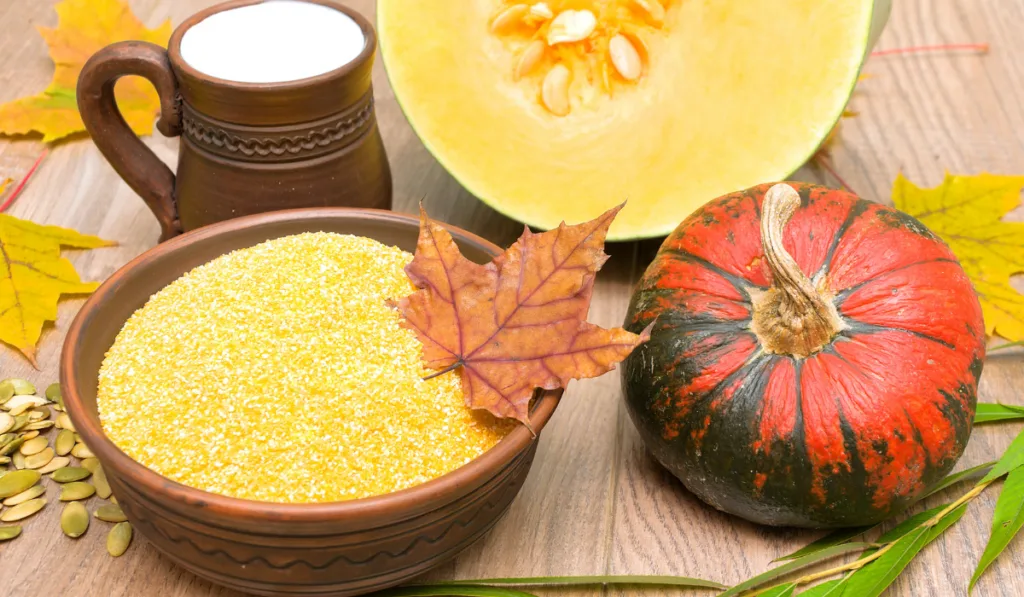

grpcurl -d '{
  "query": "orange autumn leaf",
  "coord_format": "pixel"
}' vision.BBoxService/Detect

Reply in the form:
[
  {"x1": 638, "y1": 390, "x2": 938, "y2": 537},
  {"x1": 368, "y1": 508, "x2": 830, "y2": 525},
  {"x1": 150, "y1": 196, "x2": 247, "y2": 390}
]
[
  {"x1": 398, "y1": 206, "x2": 652, "y2": 425},
  {"x1": 0, "y1": 215, "x2": 114, "y2": 366},
  {"x1": 0, "y1": 0, "x2": 171, "y2": 142}
]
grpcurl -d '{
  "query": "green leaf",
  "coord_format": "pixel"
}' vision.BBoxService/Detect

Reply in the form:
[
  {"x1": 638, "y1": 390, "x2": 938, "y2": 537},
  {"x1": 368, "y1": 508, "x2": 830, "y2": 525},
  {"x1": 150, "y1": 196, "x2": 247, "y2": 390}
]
[
  {"x1": 970, "y1": 466, "x2": 1024, "y2": 590},
  {"x1": 797, "y1": 579, "x2": 847, "y2": 596},
  {"x1": 841, "y1": 504, "x2": 967, "y2": 597},
  {"x1": 774, "y1": 528, "x2": 873, "y2": 562},
  {"x1": 430, "y1": 575, "x2": 725, "y2": 590},
  {"x1": 756, "y1": 583, "x2": 796, "y2": 597},
  {"x1": 981, "y1": 427, "x2": 1024, "y2": 484},
  {"x1": 989, "y1": 340, "x2": 1024, "y2": 352},
  {"x1": 874, "y1": 504, "x2": 948, "y2": 545},
  {"x1": 974, "y1": 403, "x2": 1024, "y2": 424},
  {"x1": 718, "y1": 543, "x2": 873, "y2": 597},
  {"x1": 924, "y1": 461, "x2": 996, "y2": 498},
  {"x1": 372, "y1": 585, "x2": 539, "y2": 597}
]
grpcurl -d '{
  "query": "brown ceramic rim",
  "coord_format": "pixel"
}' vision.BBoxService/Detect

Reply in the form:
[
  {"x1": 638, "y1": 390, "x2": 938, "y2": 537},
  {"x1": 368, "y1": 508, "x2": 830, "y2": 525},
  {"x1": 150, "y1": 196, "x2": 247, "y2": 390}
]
[
  {"x1": 61, "y1": 208, "x2": 560, "y2": 524},
  {"x1": 168, "y1": 0, "x2": 376, "y2": 92}
]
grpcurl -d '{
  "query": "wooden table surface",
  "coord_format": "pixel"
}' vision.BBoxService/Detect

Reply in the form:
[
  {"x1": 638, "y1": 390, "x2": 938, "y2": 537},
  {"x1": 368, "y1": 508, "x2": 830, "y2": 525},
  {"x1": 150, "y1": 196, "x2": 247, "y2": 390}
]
[{"x1": 1, "y1": 0, "x2": 1023, "y2": 595}]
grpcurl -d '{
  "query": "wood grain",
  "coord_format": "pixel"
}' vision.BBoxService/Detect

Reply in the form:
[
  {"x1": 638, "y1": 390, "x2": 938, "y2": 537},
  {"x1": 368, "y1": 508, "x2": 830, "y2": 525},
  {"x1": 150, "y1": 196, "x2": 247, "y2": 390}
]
[{"x1": 1, "y1": 1, "x2": 1022, "y2": 596}]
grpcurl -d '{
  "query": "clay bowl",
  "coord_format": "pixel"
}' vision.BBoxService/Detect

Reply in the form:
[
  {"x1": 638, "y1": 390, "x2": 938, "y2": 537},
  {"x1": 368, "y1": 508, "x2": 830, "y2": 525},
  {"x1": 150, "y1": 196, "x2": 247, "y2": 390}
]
[{"x1": 60, "y1": 208, "x2": 561, "y2": 597}]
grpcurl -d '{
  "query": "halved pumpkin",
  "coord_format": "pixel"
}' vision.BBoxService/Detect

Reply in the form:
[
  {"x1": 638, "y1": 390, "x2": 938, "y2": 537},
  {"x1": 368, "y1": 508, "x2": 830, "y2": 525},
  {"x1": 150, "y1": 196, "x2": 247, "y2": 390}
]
[{"x1": 379, "y1": 1, "x2": 891, "y2": 240}]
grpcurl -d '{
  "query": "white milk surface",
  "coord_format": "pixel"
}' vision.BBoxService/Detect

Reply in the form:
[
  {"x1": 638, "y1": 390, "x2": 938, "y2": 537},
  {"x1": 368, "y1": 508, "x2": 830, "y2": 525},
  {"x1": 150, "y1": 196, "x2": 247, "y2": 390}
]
[{"x1": 180, "y1": 1, "x2": 365, "y2": 83}]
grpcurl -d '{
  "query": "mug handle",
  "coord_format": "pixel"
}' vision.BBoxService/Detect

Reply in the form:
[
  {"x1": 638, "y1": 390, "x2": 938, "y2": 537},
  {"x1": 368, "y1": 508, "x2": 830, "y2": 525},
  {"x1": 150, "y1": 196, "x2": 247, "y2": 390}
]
[{"x1": 78, "y1": 41, "x2": 183, "y2": 241}]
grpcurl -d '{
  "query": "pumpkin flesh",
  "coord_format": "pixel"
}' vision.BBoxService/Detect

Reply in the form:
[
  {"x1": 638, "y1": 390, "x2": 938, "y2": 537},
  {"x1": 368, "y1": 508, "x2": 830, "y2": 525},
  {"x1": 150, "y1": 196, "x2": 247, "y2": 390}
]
[
  {"x1": 622, "y1": 183, "x2": 985, "y2": 527},
  {"x1": 380, "y1": 1, "x2": 879, "y2": 239}
]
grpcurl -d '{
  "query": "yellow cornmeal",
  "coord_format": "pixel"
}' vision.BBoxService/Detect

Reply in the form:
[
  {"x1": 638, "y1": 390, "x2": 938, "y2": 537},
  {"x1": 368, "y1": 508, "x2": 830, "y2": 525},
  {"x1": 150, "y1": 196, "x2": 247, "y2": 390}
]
[{"x1": 97, "y1": 233, "x2": 512, "y2": 503}]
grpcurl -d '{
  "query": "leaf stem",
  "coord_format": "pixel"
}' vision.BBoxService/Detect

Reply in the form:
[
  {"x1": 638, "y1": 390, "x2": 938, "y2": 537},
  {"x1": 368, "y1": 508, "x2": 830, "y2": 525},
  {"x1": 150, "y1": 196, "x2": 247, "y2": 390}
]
[
  {"x1": 813, "y1": 154, "x2": 856, "y2": 195},
  {"x1": 990, "y1": 341, "x2": 1024, "y2": 352},
  {"x1": 423, "y1": 360, "x2": 463, "y2": 381},
  {"x1": 742, "y1": 480, "x2": 996, "y2": 596},
  {"x1": 870, "y1": 43, "x2": 990, "y2": 57},
  {"x1": 0, "y1": 150, "x2": 48, "y2": 213}
]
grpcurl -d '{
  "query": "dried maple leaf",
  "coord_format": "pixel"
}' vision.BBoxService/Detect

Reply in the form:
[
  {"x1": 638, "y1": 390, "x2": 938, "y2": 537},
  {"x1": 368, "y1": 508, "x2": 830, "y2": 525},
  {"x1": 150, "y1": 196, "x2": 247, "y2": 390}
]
[
  {"x1": 893, "y1": 173, "x2": 1024, "y2": 341},
  {"x1": 398, "y1": 206, "x2": 652, "y2": 425},
  {"x1": 0, "y1": 214, "x2": 114, "y2": 366},
  {"x1": 0, "y1": 0, "x2": 171, "y2": 142}
]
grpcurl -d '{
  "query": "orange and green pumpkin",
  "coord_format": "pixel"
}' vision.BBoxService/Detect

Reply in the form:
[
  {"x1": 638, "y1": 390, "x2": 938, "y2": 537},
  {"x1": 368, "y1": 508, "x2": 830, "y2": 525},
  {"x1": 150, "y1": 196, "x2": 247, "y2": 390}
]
[{"x1": 622, "y1": 183, "x2": 985, "y2": 527}]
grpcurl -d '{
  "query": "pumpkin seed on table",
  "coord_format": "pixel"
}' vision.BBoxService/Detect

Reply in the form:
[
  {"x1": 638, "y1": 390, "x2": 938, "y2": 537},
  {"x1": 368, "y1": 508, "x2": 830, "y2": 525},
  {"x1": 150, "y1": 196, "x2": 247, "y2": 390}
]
[
  {"x1": 55, "y1": 429, "x2": 75, "y2": 456},
  {"x1": 0, "y1": 435, "x2": 24, "y2": 456},
  {"x1": 37, "y1": 456, "x2": 70, "y2": 475},
  {"x1": 19, "y1": 436, "x2": 48, "y2": 456},
  {"x1": 71, "y1": 443, "x2": 93, "y2": 459},
  {"x1": 24, "y1": 421, "x2": 53, "y2": 432},
  {"x1": 107, "y1": 522, "x2": 132, "y2": 556},
  {"x1": 0, "y1": 380, "x2": 14, "y2": 404},
  {"x1": 50, "y1": 467, "x2": 91, "y2": 483},
  {"x1": 94, "y1": 503, "x2": 127, "y2": 523},
  {"x1": 3, "y1": 379, "x2": 35, "y2": 396},
  {"x1": 24, "y1": 447, "x2": 55, "y2": 469},
  {"x1": 56, "y1": 413, "x2": 75, "y2": 432},
  {"x1": 0, "y1": 525, "x2": 21, "y2": 541},
  {"x1": 0, "y1": 456, "x2": 9, "y2": 465},
  {"x1": 60, "y1": 501, "x2": 89, "y2": 538},
  {"x1": 59, "y1": 481, "x2": 95, "y2": 501},
  {"x1": 3, "y1": 483, "x2": 44, "y2": 506},
  {"x1": 12, "y1": 452, "x2": 26, "y2": 469},
  {"x1": 20, "y1": 430, "x2": 39, "y2": 440},
  {"x1": 80, "y1": 457, "x2": 99, "y2": 473},
  {"x1": 45, "y1": 383, "x2": 61, "y2": 403},
  {"x1": 28, "y1": 407, "x2": 49, "y2": 421},
  {"x1": 4, "y1": 394, "x2": 48, "y2": 414},
  {"x1": 0, "y1": 498, "x2": 45, "y2": 522},
  {"x1": 93, "y1": 465, "x2": 112, "y2": 499},
  {"x1": 0, "y1": 413, "x2": 14, "y2": 434},
  {"x1": 0, "y1": 471, "x2": 40, "y2": 498},
  {"x1": 10, "y1": 415, "x2": 29, "y2": 432}
]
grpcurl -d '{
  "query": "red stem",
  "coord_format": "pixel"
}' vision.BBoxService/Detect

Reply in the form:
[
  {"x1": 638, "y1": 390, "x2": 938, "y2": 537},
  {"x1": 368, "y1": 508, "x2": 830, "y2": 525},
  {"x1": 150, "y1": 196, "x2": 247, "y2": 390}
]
[
  {"x1": 814, "y1": 155, "x2": 856, "y2": 195},
  {"x1": 871, "y1": 43, "x2": 989, "y2": 57},
  {"x1": 0, "y1": 150, "x2": 48, "y2": 213}
]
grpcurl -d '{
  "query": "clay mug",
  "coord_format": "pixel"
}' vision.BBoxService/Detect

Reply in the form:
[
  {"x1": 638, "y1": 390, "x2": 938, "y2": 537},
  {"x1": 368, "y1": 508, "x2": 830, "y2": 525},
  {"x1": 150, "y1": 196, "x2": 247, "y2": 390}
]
[{"x1": 77, "y1": 0, "x2": 392, "y2": 241}]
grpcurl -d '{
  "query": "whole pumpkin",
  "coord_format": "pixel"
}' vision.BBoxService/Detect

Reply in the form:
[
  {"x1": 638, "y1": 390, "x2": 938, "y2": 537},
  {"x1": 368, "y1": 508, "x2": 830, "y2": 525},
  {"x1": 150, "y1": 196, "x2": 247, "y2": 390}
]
[{"x1": 621, "y1": 182, "x2": 985, "y2": 528}]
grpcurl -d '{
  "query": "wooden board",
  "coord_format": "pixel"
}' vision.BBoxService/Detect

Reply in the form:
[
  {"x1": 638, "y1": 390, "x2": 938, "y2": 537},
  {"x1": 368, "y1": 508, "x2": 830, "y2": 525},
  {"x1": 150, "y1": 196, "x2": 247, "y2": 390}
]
[{"x1": 0, "y1": 1, "x2": 1022, "y2": 595}]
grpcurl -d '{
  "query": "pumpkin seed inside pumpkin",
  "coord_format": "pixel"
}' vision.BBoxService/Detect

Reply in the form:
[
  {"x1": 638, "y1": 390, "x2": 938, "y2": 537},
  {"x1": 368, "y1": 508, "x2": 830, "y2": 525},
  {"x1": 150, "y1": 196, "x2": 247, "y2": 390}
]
[{"x1": 61, "y1": 501, "x2": 89, "y2": 538}]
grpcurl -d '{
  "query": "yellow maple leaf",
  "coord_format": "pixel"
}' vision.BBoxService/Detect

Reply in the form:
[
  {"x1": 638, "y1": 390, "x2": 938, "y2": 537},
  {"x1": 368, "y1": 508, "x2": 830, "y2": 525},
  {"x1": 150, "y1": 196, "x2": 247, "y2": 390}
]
[
  {"x1": 0, "y1": 214, "x2": 114, "y2": 366},
  {"x1": 893, "y1": 173, "x2": 1024, "y2": 342},
  {"x1": 0, "y1": 0, "x2": 171, "y2": 142}
]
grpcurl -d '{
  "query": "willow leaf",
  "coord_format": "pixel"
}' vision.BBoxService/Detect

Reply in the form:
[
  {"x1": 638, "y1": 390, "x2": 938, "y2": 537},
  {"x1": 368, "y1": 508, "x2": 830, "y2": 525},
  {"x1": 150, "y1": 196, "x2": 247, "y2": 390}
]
[
  {"x1": 842, "y1": 504, "x2": 967, "y2": 597},
  {"x1": 970, "y1": 466, "x2": 1024, "y2": 590},
  {"x1": 974, "y1": 403, "x2": 1024, "y2": 424},
  {"x1": 756, "y1": 583, "x2": 796, "y2": 597},
  {"x1": 431, "y1": 575, "x2": 724, "y2": 590},
  {"x1": 981, "y1": 427, "x2": 1024, "y2": 484},
  {"x1": 797, "y1": 578, "x2": 847, "y2": 596},
  {"x1": 774, "y1": 528, "x2": 873, "y2": 562},
  {"x1": 372, "y1": 585, "x2": 539, "y2": 597},
  {"x1": 874, "y1": 504, "x2": 948, "y2": 545},
  {"x1": 924, "y1": 461, "x2": 996, "y2": 498},
  {"x1": 718, "y1": 543, "x2": 872, "y2": 597}
]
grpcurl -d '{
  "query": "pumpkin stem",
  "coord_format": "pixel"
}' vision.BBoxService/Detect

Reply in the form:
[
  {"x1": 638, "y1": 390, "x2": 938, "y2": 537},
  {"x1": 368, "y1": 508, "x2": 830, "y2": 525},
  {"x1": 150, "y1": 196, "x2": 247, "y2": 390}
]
[{"x1": 751, "y1": 183, "x2": 844, "y2": 358}]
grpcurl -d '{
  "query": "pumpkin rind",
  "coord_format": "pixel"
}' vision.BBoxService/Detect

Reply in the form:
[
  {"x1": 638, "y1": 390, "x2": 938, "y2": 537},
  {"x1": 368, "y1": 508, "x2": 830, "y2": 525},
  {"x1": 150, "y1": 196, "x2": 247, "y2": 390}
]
[{"x1": 622, "y1": 183, "x2": 985, "y2": 528}]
